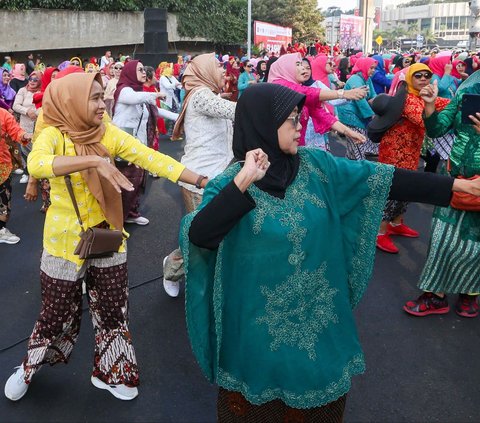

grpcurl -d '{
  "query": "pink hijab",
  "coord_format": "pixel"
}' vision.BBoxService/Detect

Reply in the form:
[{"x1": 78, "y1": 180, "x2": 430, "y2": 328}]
[
  {"x1": 351, "y1": 57, "x2": 377, "y2": 81},
  {"x1": 267, "y1": 53, "x2": 302, "y2": 83},
  {"x1": 428, "y1": 56, "x2": 451, "y2": 78},
  {"x1": 451, "y1": 60, "x2": 466, "y2": 79},
  {"x1": 311, "y1": 56, "x2": 330, "y2": 87},
  {"x1": 12, "y1": 63, "x2": 26, "y2": 81},
  {"x1": 388, "y1": 67, "x2": 408, "y2": 95}
]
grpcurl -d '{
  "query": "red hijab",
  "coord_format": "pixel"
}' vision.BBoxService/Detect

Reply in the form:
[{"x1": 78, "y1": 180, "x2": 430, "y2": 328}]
[
  {"x1": 33, "y1": 66, "x2": 62, "y2": 108},
  {"x1": 113, "y1": 60, "x2": 143, "y2": 114},
  {"x1": 428, "y1": 56, "x2": 450, "y2": 78},
  {"x1": 451, "y1": 60, "x2": 466, "y2": 79}
]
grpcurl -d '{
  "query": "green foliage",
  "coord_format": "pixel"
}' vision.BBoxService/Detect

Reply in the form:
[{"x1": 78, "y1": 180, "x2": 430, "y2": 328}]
[
  {"x1": 252, "y1": 0, "x2": 324, "y2": 42},
  {"x1": 0, "y1": 0, "x2": 248, "y2": 44}
]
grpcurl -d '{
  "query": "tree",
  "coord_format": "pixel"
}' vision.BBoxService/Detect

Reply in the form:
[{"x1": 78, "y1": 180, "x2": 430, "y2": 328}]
[
  {"x1": 252, "y1": 0, "x2": 324, "y2": 42},
  {"x1": 421, "y1": 28, "x2": 437, "y2": 48}
]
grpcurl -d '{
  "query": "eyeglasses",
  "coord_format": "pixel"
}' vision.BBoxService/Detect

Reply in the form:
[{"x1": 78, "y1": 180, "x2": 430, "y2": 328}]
[
  {"x1": 286, "y1": 114, "x2": 300, "y2": 127},
  {"x1": 29, "y1": 77, "x2": 39, "y2": 82},
  {"x1": 71, "y1": 61, "x2": 80, "y2": 66},
  {"x1": 246, "y1": 64, "x2": 253, "y2": 68},
  {"x1": 403, "y1": 59, "x2": 412, "y2": 64},
  {"x1": 114, "y1": 66, "x2": 123, "y2": 70},
  {"x1": 137, "y1": 67, "x2": 146, "y2": 73},
  {"x1": 413, "y1": 72, "x2": 432, "y2": 80}
]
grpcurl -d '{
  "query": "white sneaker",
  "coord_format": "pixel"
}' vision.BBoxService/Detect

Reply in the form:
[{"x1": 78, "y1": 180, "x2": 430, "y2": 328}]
[
  {"x1": 91, "y1": 376, "x2": 138, "y2": 401},
  {"x1": 163, "y1": 256, "x2": 180, "y2": 297},
  {"x1": 19, "y1": 174, "x2": 29, "y2": 184},
  {"x1": 124, "y1": 216, "x2": 149, "y2": 225},
  {"x1": 4, "y1": 365, "x2": 29, "y2": 401},
  {"x1": 0, "y1": 227, "x2": 20, "y2": 244},
  {"x1": 13, "y1": 169, "x2": 24, "y2": 175}
]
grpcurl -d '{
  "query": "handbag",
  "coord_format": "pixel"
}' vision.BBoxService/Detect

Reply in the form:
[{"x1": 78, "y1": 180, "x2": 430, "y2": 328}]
[
  {"x1": 64, "y1": 175, "x2": 123, "y2": 259},
  {"x1": 450, "y1": 175, "x2": 480, "y2": 212},
  {"x1": 448, "y1": 161, "x2": 480, "y2": 212}
]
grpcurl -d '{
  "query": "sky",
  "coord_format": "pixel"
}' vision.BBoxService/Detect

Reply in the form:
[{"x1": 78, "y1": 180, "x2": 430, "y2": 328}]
[{"x1": 317, "y1": 0, "x2": 359, "y2": 12}]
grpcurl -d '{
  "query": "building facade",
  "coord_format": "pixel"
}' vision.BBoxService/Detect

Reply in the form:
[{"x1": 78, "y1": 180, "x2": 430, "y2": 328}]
[{"x1": 381, "y1": 2, "x2": 471, "y2": 47}]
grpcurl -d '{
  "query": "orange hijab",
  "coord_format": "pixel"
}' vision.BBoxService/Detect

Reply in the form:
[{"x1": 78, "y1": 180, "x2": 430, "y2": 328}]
[
  {"x1": 43, "y1": 72, "x2": 123, "y2": 230},
  {"x1": 172, "y1": 53, "x2": 224, "y2": 140}
]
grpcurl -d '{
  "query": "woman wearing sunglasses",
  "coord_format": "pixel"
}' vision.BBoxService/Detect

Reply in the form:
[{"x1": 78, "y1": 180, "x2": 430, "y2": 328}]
[
  {"x1": 104, "y1": 62, "x2": 123, "y2": 117},
  {"x1": 12, "y1": 71, "x2": 42, "y2": 183},
  {"x1": 238, "y1": 60, "x2": 257, "y2": 98},
  {"x1": 376, "y1": 63, "x2": 450, "y2": 254},
  {"x1": 180, "y1": 83, "x2": 480, "y2": 421},
  {"x1": 112, "y1": 60, "x2": 178, "y2": 227}
]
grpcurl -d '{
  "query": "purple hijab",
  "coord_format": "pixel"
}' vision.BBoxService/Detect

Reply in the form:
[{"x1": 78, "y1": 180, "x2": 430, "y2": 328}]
[{"x1": 0, "y1": 68, "x2": 16, "y2": 102}]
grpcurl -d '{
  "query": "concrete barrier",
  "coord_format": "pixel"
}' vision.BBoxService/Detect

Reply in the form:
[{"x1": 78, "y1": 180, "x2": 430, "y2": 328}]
[{"x1": 0, "y1": 9, "x2": 206, "y2": 52}]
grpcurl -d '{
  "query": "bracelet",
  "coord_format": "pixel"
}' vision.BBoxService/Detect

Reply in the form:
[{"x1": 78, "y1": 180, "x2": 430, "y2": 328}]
[{"x1": 195, "y1": 175, "x2": 207, "y2": 189}]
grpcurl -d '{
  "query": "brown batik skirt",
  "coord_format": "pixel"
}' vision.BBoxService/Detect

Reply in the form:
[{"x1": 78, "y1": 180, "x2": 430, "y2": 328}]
[{"x1": 217, "y1": 388, "x2": 346, "y2": 423}]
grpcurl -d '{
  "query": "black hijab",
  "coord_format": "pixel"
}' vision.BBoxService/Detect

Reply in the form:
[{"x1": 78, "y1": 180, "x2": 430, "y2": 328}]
[
  {"x1": 302, "y1": 58, "x2": 315, "y2": 86},
  {"x1": 256, "y1": 60, "x2": 267, "y2": 81},
  {"x1": 263, "y1": 57, "x2": 278, "y2": 85},
  {"x1": 233, "y1": 83, "x2": 305, "y2": 199}
]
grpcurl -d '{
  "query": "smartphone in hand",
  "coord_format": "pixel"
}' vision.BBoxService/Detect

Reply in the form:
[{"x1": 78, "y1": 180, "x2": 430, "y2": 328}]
[{"x1": 461, "y1": 93, "x2": 480, "y2": 124}]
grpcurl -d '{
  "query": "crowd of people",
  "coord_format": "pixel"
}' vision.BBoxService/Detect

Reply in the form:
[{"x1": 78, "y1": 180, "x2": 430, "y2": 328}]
[{"x1": 1, "y1": 43, "x2": 480, "y2": 422}]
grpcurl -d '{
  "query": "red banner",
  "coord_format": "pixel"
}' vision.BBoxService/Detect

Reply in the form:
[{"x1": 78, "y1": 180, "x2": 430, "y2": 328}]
[{"x1": 254, "y1": 20, "x2": 293, "y2": 55}]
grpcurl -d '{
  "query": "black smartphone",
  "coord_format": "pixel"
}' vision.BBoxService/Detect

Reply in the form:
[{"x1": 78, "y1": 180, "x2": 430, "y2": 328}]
[{"x1": 461, "y1": 93, "x2": 480, "y2": 124}]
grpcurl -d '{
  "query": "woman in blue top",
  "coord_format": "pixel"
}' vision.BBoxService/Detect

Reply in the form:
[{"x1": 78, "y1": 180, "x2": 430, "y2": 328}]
[
  {"x1": 337, "y1": 57, "x2": 377, "y2": 160},
  {"x1": 237, "y1": 60, "x2": 257, "y2": 98},
  {"x1": 371, "y1": 55, "x2": 393, "y2": 94}
]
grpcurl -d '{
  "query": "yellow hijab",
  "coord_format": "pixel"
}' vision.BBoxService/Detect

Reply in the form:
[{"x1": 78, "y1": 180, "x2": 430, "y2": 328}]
[
  {"x1": 405, "y1": 63, "x2": 432, "y2": 96},
  {"x1": 43, "y1": 73, "x2": 123, "y2": 230}
]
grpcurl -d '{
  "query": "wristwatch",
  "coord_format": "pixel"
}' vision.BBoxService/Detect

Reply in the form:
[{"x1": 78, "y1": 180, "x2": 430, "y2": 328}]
[
  {"x1": 337, "y1": 89, "x2": 345, "y2": 99},
  {"x1": 195, "y1": 175, "x2": 208, "y2": 189}
]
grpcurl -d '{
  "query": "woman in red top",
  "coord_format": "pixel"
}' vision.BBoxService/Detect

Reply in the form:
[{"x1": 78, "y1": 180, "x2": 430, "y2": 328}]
[
  {"x1": 376, "y1": 63, "x2": 449, "y2": 253},
  {"x1": 0, "y1": 108, "x2": 32, "y2": 244}
]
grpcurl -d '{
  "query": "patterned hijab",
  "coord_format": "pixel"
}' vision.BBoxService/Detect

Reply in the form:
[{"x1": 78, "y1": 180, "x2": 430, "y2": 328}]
[
  {"x1": 405, "y1": 63, "x2": 432, "y2": 96},
  {"x1": 43, "y1": 73, "x2": 123, "y2": 230},
  {"x1": 172, "y1": 53, "x2": 224, "y2": 140}
]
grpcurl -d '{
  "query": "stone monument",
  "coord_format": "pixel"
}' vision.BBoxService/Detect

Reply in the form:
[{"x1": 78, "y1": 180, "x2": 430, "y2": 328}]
[{"x1": 135, "y1": 8, "x2": 178, "y2": 67}]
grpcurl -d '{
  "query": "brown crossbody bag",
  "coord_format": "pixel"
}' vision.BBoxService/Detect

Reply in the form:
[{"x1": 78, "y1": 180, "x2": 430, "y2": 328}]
[{"x1": 64, "y1": 175, "x2": 123, "y2": 259}]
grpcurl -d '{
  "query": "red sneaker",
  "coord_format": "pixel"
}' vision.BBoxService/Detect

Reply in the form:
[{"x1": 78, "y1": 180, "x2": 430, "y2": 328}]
[
  {"x1": 376, "y1": 233, "x2": 399, "y2": 253},
  {"x1": 387, "y1": 221, "x2": 419, "y2": 238},
  {"x1": 455, "y1": 294, "x2": 479, "y2": 318},
  {"x1": 404, "y1": 292, "x2": 450, "y2": 316}
]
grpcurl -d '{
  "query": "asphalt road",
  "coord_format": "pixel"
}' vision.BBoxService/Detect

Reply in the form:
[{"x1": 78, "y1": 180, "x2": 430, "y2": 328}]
[{"x1": 1, "y1": 136, "x2": 479, "y2": 422}]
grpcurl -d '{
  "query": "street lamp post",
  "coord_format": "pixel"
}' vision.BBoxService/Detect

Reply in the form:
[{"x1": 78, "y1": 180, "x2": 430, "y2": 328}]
[{"x1": 247, "y1": 0, "x2": 252, "y2": 58}]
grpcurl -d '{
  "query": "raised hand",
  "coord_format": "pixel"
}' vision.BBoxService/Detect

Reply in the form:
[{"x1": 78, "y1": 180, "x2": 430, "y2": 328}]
[{"x1": 419, "y1": 79, "x2": 438, "y2": 104}]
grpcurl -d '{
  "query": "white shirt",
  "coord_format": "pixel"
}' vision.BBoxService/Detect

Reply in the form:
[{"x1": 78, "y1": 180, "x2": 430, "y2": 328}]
[
  {"x1": 112, "y1": 87, "x2": 179, "y2": 146},
  {"x1": 179, "y1": 88, "x2": 236, "y2": 194},
  {"x1": 159, "y1": 75, "x2": 181, "y2": 109},
  {"x1": 112, "y1": 88, "x2": 158, "y2": 145}
]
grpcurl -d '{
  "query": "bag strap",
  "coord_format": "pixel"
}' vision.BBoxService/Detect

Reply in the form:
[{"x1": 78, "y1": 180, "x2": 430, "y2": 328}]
[
  {"x1": 135, "y1": 105, "x2": 145, "y2": 137},
  {"x1": 62, "y1": 137, "x2": 85, "y2": 232}
]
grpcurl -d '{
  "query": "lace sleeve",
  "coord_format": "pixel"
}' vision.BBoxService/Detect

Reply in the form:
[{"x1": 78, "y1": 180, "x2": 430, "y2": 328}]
[{"x1": 190, "y1": 89, "x2": 236, "y2": 120}]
